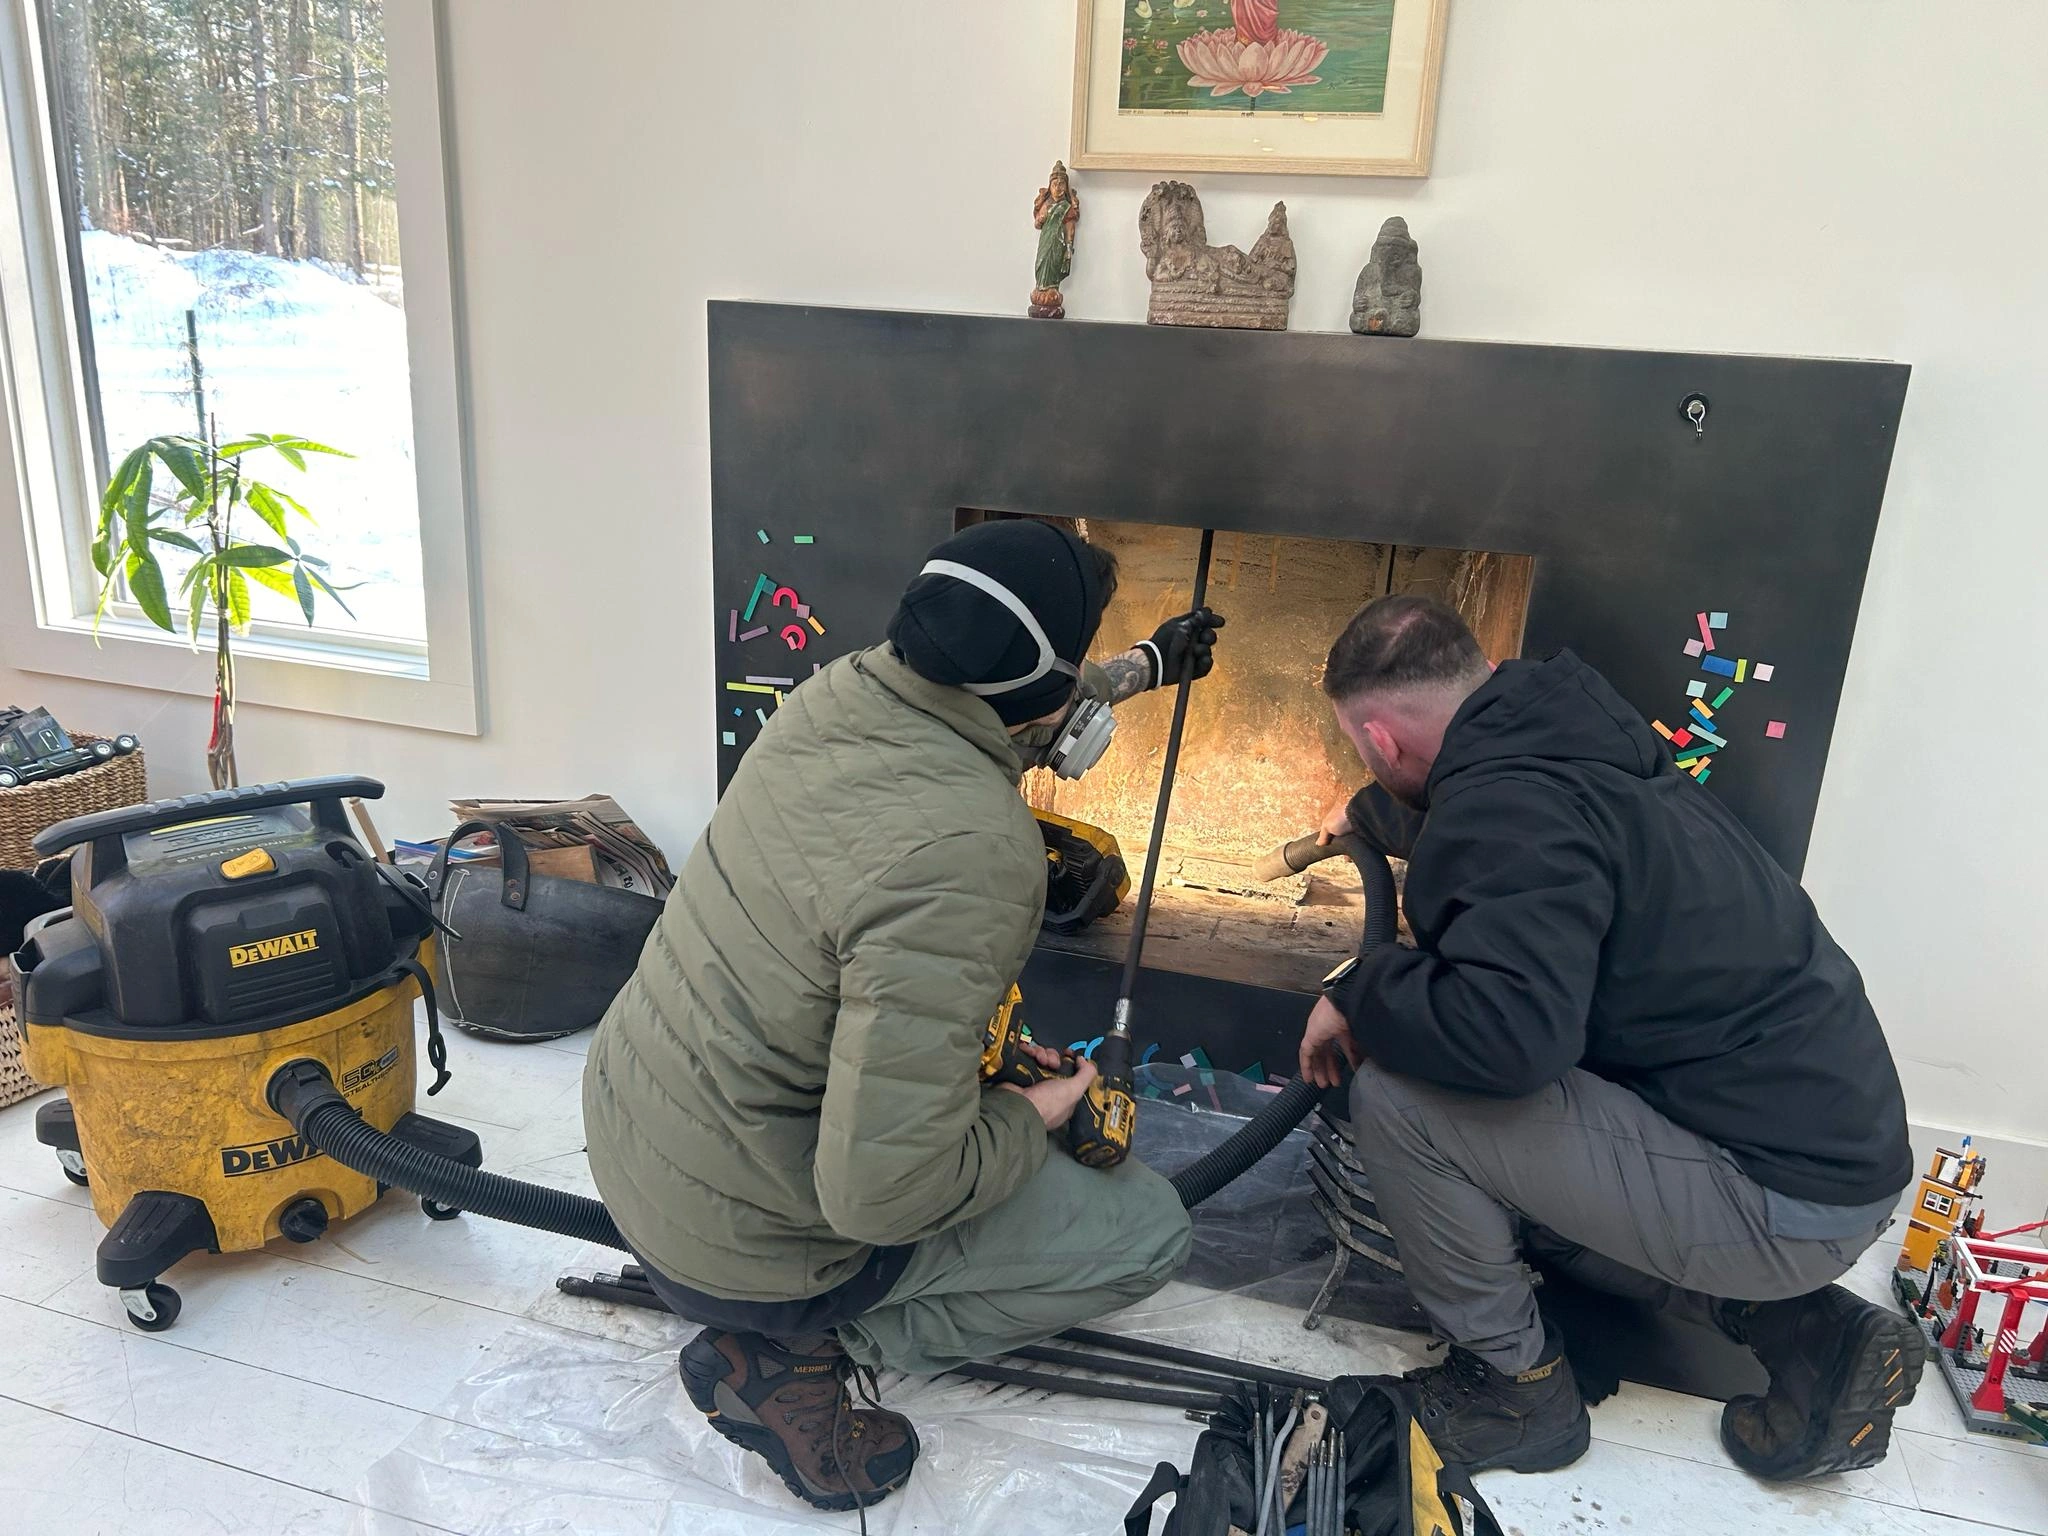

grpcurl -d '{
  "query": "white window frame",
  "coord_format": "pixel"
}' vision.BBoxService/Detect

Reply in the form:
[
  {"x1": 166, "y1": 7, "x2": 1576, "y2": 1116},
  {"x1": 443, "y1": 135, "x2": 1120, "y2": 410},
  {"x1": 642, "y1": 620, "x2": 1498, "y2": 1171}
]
[{"x1": 0, "y1": 0, "x2": 482, "y2": 736}]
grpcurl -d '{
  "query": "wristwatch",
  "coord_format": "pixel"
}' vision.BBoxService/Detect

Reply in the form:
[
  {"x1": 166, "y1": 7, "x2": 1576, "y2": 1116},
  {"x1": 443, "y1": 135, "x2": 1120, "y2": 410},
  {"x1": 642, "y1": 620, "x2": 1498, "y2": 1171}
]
[{"x1": 1321, "y1": 955, "x2": 1358, "y2": 994}]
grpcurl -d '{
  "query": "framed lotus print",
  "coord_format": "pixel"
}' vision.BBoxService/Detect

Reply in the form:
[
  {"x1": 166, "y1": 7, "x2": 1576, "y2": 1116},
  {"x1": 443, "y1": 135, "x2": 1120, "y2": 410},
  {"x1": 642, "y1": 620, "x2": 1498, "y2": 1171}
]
[{"x1": 1071, "y1": 0, "x2": 1451, "y2": 177}]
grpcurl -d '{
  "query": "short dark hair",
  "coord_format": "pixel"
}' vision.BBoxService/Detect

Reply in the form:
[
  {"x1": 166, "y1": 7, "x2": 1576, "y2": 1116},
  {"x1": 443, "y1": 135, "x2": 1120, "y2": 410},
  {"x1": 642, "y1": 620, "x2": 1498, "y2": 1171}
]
[
  {"x1": 1086, "y1": 541, "x2": 1119, "y2": 611},
  {"x1": 1322, "y1": 594, "x2": 1489, "y2": 702}
]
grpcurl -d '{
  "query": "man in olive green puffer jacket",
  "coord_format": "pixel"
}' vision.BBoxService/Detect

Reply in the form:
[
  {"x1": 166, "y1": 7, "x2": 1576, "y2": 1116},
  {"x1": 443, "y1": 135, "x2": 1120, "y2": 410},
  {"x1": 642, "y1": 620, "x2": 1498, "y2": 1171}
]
[{"x1": 582, "y1": 519, "x2": 1219, "y2": 1516}]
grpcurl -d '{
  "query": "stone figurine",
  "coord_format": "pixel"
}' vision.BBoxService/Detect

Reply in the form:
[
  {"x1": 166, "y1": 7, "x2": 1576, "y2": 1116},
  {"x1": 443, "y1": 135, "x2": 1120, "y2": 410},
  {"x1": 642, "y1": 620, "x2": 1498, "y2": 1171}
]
[
  {"x1": 1138, "y1": 181, "x2": 1295, "y2": 331},
  {"x1": 1031, "y1": 161, "x2": 1080, "y2": 319},
  {"x1": 1350, "y1": 216, "x2": 1421, "y2": 337}
]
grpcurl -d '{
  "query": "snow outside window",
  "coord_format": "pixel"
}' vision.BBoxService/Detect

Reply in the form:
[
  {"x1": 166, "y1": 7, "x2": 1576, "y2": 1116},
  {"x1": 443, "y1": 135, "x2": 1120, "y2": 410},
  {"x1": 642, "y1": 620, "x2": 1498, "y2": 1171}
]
[{"x1": 0, "y1": 0, "x2": 480, "y2": 734}]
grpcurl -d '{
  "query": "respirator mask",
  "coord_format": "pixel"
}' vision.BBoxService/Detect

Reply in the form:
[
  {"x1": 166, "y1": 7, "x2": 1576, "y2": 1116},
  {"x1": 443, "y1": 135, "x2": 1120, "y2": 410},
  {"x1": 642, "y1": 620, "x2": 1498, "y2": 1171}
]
[{"x1": 921, "y1": 558, "x2": 1116, "y2": 780}]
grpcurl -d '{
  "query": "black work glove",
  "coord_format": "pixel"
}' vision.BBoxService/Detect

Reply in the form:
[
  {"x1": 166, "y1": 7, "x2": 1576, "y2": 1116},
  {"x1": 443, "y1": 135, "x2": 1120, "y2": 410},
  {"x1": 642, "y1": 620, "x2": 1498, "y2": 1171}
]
[{"x1": 1137, "y1": 606, "x2": 1225, "y2": 689}]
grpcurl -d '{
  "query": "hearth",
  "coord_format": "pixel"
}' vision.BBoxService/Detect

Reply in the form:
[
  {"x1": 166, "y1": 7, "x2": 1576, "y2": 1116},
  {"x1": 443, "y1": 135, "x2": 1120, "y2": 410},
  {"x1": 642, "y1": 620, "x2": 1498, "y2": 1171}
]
[{"x1": 707, "y1": 302, "x2": 1907, "y2": 1076}]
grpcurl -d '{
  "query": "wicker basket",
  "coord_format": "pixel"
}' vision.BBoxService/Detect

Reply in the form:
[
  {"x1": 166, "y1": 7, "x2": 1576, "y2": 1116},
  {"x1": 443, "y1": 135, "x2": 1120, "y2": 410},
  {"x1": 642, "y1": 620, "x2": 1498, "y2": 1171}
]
[
  {"x1": 0, "y1": 737, "x2": 147, "y2": 870},
  {"x1": 0, "y1": 994, "x2": 40, "y2": 1110}
]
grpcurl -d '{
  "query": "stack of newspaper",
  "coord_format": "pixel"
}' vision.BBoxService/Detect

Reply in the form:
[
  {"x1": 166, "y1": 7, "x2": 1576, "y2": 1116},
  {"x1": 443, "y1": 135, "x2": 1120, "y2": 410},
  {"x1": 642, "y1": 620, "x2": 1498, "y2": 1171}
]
[{"x1": 447, "y1": 795, "x2": 675, "y2": 898}]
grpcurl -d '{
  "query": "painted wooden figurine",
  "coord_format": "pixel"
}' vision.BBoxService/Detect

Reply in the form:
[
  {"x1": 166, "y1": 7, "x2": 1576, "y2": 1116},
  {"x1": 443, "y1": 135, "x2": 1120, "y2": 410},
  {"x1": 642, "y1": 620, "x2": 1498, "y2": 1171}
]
[{"x1": 1031, "y1": 161, "x2": 1080, "y2": 319}]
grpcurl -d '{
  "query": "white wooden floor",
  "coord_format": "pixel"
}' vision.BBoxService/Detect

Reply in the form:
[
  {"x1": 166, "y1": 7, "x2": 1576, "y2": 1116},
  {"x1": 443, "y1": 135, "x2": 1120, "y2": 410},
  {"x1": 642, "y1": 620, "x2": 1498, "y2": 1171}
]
[{"x1": 1, "y1": 1027, "x2": 2043, "y2": 1535}]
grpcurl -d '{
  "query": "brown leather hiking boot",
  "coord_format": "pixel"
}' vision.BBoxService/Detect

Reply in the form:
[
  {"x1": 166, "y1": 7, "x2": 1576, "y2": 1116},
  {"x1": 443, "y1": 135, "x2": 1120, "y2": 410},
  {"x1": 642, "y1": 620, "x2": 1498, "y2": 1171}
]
[
  {"x1": 1404, "y1": 1330, "x2": 1592, "y2": 1474},
  {"x1": 679, "y1": 1328, "x2": 919, "y2": 1514},
  {"x1": 1717, "y1": 1285, "x2": 1925, "y2": 1479}
]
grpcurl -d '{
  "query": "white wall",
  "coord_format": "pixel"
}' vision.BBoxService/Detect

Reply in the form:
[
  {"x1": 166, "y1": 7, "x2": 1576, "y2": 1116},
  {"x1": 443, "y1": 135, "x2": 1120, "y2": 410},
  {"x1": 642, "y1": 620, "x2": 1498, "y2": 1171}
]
[{"x1": 3, "y1": 1, "x2": 2043, "y2": 1155}]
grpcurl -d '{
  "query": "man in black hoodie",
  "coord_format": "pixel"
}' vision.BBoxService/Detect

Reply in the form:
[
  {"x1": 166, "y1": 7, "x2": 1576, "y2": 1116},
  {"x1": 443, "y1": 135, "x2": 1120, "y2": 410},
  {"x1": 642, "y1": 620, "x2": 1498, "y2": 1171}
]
[{"x1": 1300, "y1": 595, "x2": 1919, "y2": 1480}]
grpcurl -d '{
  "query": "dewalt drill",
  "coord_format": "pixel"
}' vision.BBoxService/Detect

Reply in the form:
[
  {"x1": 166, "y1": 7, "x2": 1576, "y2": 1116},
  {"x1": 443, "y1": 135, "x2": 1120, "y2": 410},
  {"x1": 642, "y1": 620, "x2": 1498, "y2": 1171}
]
[{"x1": 980, "y1": 984, "x2": 1133, "y2": 1166}]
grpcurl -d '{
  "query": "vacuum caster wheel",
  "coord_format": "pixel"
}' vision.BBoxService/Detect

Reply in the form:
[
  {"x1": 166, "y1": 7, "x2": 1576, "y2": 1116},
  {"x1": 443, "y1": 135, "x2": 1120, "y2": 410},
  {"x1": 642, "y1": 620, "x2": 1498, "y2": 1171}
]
[
  {"x1": 421, "y1": 1197, "x2": 462, "y2": 1222},
  {"x1": 56, "y1": 1149, "x2": 89, "y2": 1187},
  {"x1": 121, "y1": 1283, "x2": 181, "y2": 1332}
]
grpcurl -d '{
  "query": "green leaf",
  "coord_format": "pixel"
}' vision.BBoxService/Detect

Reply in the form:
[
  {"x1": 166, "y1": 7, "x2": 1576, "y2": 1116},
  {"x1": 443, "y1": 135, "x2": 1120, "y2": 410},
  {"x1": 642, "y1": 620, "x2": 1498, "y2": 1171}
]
[
  {"x1": 121, "y1": 454, "x2": 155, "y2": 556},
  {"x1": 177, "y1": 556, "x2": 212, "y2": 596},
  {"x1": 267, "y1": 485, "x2": 316, "y2": 526},
  {"x1": 91, "y1": 521, "x2": 114, "y2": 577},
  {"x1": 243, "y1": 563, "x2": 296, "y2": 594},
  {"x1": 124, "y1": 549, "x2": 174, "y2": 631},
  {"x1": 148, "y1": 529, "x2": 204, "y2": 553},
  {"x1": 151, "y1": 439, "x2": 209, "y2": 502},
  {"x1": 227, "y1": 568, "x2": 251, "y2": 629},
  {"x1": 215, "y1": 437, "x2": 267, "y2": 459},
  {"x1": 270, "y1": 442, "x2": 308, "y2": 472},
  {"x1": 187, "y1": 573, "x2": 209, "y2": 643},
  {"x1": 292, "y1": 562, "x2": 316, "y2": 624},
  {"x1": 273, "y1": 434, "x2": 352, "y2": 459},
  {"x1": 305, "y1": 566, "x2": 357, "y2": 619},
  {"x1": 245, "y1": 482, "x2": 290, "y2": 539},
  {"x1": 101, "y1": 444, "x2": 150, "y2": 519},
  {"x1": 221, "y1": 542, "x2": 292, "y2": 569}
]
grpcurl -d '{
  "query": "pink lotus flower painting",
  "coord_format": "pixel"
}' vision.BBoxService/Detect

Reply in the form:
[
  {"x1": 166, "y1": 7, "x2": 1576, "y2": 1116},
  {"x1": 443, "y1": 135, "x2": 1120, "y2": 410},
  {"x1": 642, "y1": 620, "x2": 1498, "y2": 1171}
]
[{"x1": 1118, "y1": 0, "x2": 1393, "y2": 116}]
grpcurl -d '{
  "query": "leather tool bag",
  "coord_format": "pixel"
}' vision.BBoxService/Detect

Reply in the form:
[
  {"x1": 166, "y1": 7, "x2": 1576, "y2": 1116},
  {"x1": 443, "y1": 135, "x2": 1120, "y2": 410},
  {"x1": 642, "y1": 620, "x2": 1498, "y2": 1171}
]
[{"x1": 424, "y1": 819, "x2": 663, "y2": 1042}]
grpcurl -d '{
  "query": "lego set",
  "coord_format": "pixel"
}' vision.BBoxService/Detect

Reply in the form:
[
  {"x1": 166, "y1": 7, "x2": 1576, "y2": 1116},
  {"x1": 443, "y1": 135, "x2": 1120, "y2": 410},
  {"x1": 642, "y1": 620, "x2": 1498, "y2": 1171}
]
[{"x1": 1891, "y1": 1142, "x2": 2048, "y2": 1441}]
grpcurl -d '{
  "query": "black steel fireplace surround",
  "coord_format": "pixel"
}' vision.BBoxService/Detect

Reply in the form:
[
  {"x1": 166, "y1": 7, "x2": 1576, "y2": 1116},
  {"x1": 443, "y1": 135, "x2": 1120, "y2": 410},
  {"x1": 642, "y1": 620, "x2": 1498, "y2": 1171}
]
[{"x1": 707, "y1": 301, "x2": 1907, "y2": 1075}]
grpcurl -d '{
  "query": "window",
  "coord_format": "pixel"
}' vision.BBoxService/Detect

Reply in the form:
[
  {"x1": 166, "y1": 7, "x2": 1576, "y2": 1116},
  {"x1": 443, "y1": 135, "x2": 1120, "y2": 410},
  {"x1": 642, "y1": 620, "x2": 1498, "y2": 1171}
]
[{"x1": 0, "y1": 0, "x2": 478, "y2": 733}]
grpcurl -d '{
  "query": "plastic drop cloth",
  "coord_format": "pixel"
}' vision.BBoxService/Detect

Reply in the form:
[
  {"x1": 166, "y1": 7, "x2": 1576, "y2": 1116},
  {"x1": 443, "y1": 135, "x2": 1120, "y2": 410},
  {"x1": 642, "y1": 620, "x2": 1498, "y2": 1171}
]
[{"x1": 350, "y1": 1081, "x2": 1432, "y2": 1536}]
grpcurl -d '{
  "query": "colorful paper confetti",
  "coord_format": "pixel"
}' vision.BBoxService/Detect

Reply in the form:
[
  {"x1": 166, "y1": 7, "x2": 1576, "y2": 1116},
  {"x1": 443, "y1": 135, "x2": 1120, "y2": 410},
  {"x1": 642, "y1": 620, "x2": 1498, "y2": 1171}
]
[
  {"x1": 1765, "y1": 720, "x2": 1787, "y2": 739},
  {"x1": 1684, "y1": 638, "x2": 1705, "y2": 658},
  {"x1": 1753, "y1": 662, "x2": 1775, "y2": 682}
]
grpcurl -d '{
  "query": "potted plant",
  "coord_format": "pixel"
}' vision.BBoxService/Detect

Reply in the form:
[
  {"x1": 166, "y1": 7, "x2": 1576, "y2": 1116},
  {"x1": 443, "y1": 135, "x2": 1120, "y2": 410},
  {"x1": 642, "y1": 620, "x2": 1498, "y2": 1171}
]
[{"x1": 92, "y1": 427, "x2": 355, "y2": 790}]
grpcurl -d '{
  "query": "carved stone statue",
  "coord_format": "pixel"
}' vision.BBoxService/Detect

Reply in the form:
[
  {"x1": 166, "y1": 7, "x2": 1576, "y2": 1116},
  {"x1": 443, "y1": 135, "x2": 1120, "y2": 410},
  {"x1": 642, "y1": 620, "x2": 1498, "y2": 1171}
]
[
  {"x1": 1138, "y1": 181, "x2": 1295, "y2": 331},
  {"x1": 1031, "y1": 161, "x2": 1080, "y2": 320},
  {"x1": 1350, "y1": 216, "x2": 1421, "y2": 338}
]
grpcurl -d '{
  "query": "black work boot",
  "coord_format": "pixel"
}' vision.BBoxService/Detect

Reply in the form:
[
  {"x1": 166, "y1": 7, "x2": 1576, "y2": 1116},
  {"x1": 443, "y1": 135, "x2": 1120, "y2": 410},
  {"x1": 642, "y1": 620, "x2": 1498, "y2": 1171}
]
[
  {"x1": 679, "y1": 1328, "x2": 920, "y2": 1515},
  {"x1": 1717, "y1": 1285, "x2": 1925, "y2": 1479},
  {"x1": 1403, "y1": 1330, "x2": 1592, "y2": 1473}
]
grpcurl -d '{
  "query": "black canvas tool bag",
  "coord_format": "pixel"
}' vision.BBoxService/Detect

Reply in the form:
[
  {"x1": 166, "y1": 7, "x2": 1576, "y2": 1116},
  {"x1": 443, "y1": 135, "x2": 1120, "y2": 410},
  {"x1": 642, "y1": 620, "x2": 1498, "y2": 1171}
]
[
  {"x1": 424, "y1": 820, "x2": 662, "y2": 1041},
  {"x1": 1124, "y1": 1376, "x2": 1505, "y2": 1536}
]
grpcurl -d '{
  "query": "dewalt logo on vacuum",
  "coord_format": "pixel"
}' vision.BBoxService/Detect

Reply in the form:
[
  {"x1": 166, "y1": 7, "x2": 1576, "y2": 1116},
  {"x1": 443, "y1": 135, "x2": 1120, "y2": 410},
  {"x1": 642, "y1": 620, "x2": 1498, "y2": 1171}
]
[
  {"x1": 228, "y1": 928, "x2": 321, "y2": 968},
  {"x1": 221, "y1": 1133, "x2": 323, "y2": 1177}
]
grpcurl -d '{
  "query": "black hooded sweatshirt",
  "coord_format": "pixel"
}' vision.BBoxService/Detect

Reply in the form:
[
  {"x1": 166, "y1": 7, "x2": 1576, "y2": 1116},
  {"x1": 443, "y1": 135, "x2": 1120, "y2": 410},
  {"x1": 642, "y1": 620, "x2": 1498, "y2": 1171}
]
[{"x1": 1329, "y1": 650, "x2": 1912, "y2": 1207}]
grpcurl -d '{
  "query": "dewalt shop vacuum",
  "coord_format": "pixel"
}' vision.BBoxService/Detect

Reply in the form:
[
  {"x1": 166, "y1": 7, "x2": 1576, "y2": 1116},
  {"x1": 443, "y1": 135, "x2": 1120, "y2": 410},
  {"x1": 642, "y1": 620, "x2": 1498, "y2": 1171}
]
[{"x1": 11, "y1": 777, "x2": 486, "y2": 1330}]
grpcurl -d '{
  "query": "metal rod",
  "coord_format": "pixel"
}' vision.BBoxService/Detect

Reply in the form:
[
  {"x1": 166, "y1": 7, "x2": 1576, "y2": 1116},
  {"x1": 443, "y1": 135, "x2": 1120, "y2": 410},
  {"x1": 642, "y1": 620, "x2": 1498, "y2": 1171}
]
[
  {"x1": 1113, "y1": 526, "x2": 1216, "y2": 1015},
  {"x1": 1005, "y1": 1343, "x2": 1246, "y2": 1395},
  {"x1": 946, "y1": 1361, "x2": 1225, "y2": 1412},
  {"x1": 1058, "y1": 1325, "x2": 1329, "y2": 1392},
  {"x1": 555, "y1": 1275, "x2": 673, "y2": 1312}
]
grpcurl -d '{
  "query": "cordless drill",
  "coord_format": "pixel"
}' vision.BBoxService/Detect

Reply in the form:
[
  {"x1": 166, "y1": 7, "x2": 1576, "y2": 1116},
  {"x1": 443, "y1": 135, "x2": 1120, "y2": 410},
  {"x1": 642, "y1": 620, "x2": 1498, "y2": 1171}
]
[{"x1": 982, "y1": 986, "x2": 1135, "y2": 1164}]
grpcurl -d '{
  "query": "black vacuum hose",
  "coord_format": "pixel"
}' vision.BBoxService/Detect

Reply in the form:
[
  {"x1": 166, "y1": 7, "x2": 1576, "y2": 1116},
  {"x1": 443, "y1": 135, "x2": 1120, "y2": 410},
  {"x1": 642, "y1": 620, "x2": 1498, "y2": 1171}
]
[
  {"x1": 269, "y1": 847, "x2": 1397, "y2": 1254},
  {"x1": 1167, "y1": 844, "x2": 1397, "y2": 1209},
  {"x1": 268, "y1": 1059, "x2": 631, "y2": 1251}
]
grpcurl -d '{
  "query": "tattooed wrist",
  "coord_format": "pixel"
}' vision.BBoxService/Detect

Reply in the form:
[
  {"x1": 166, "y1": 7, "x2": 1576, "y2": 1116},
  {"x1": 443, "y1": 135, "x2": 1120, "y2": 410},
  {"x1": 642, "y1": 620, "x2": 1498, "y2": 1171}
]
[{"x1": 1100, "y1": 649, "x2": 1155, "y2": 702}]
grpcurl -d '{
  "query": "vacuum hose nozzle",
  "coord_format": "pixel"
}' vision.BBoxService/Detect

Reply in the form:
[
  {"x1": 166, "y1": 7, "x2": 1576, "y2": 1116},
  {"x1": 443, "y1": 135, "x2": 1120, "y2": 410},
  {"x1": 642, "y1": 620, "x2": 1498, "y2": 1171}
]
[{"x1": 264, "y1": 1058, "x2": 631, "y2": 1252}]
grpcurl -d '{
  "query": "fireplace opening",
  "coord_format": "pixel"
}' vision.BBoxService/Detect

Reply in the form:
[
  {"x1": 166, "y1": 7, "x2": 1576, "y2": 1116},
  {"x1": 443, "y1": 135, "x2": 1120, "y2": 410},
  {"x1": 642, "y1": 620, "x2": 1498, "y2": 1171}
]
[{"x1": 960, "y1": 512, "x2": 1535, "y2": 994}]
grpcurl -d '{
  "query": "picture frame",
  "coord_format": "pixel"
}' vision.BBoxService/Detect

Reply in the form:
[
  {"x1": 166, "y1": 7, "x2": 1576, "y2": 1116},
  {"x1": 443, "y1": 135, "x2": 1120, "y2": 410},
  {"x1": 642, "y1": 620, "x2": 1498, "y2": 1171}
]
[{"x1": 1070, "y1": 0, "x2": 1451, "y2": 178}]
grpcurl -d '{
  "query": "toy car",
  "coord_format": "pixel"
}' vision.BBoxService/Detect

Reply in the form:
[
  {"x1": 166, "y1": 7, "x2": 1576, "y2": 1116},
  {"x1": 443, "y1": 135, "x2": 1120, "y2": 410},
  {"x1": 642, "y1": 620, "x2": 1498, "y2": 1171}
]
[{"x1": 0, "y1": 708, "x2": 138, "y2": 790}]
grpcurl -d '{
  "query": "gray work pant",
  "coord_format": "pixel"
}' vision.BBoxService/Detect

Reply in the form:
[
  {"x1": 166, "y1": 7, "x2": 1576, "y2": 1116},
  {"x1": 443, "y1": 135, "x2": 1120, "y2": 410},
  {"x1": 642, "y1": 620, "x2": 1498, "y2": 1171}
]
[
  {"x1": 1351, "y1": 1061, "x2": 1889, "y2": 1375},
  {"x1": 837, "y1": 1151, "x2": 1194, "y2": 1376}
]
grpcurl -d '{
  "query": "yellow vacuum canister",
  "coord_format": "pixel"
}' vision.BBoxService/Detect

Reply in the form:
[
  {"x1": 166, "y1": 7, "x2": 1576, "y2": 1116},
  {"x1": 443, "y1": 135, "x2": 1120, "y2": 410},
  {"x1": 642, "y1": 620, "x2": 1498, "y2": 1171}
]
[{"x1": 9, "y1": 777, "x2": 480, "y2": 1331}]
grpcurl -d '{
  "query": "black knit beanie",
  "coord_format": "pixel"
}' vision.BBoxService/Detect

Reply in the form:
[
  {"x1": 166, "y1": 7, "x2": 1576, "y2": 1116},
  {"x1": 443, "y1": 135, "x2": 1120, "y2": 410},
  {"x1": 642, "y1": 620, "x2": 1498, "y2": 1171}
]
[{"x1": 888, "y1": 521, "x2": 1107, "y2": 726}]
